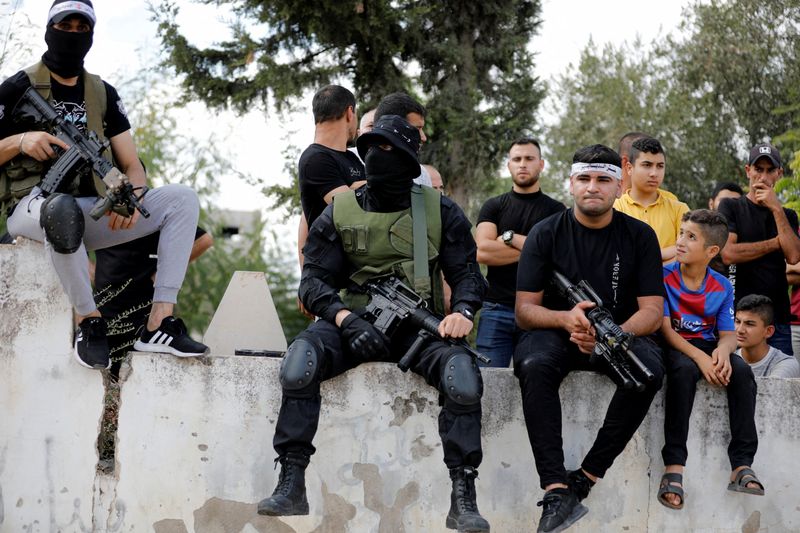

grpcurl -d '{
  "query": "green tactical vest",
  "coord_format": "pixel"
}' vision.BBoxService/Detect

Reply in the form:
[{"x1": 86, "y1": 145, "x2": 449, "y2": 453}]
[
  {"x1": 0, "y1": 62, "x2": 109, "y2": 214},
  {"x1": 332, "y1": 186, "x2": 446, "y2": 314}
]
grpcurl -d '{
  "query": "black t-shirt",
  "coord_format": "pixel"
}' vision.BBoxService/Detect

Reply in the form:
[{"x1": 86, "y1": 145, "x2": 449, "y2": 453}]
[
  {"x1": 298, "y1": 143, "x2": 364, "y2": 226},
  {"x1": 0, "y1": 70, "x2": 131, "y2": 196},
  {"x1": 517, "y1": 209, "x2": 665, "y2": 324},
  {"x1": 477, "y1": 190, "x2": 565, "y2": 306},
  {"x1": 718, "y1": 196, "x2": 799, "y2": 323}
]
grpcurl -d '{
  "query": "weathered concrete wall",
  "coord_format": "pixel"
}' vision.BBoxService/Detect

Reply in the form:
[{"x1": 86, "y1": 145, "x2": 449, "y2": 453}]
[{"x1": 2, "y1": 240, "x2": 800, "y2": 532}]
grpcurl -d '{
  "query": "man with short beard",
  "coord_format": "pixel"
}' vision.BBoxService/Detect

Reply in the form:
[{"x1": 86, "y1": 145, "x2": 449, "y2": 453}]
[
  {"x1": 0, "y1": 0, "x2": 207, "y2": 369},
  {"x1": 258, "y1": 115, "x2": 490, "y2": 532},
  {"x1": 514, "y1": 144, "x2": 665, "y2": 532},
  {"x1": 475, "y1": 138, "x2": 564, "y2": 367}
]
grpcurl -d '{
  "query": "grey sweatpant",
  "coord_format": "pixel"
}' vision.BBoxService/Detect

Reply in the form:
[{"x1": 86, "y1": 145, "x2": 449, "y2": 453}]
[{"x1": 8, "y1": 184, "x2": 199, "y2": 316}]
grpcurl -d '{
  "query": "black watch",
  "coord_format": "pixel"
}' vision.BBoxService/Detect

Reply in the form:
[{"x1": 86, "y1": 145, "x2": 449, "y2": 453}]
[
  {"x1": 458, "y1": 308, "x2": 475, "y2": 321},
  {"x1": 502, "y1": 230, "x2": 515, "y2": 246}
]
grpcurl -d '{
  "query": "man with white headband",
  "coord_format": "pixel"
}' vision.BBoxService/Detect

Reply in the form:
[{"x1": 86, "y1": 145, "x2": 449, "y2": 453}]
[
  {"x1": 0, "y1": 0, "x2": 208, "y2": 369},
  {"x1": 512, "y1": 144, "x2": 665, "y2": 532}
]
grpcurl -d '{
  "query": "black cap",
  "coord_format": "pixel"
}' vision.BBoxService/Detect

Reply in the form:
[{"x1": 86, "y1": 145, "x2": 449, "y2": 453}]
[
  {"x1": 357, "y1": 114, "x2": 420, "y2": 164},
  {"x1": 48, "y1": 0, "x2": 96, "y2": 29},
  {"x1": 748, "y1": 143, "x2": 782, "y2": 168}
]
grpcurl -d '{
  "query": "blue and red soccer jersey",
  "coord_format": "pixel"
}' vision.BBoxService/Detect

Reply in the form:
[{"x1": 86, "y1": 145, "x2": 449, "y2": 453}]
[{"x1": 663, "y1": 261, "x2": 735, "y2": 342}]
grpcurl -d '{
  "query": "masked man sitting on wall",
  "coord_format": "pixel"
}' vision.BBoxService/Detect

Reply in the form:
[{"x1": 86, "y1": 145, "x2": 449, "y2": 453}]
[
  {"x1": 0, "y1": 0, "x2": 207, "y2": 369},
  {"x1": 258, "y1": 114, "x2": 490, "y2": 533}
]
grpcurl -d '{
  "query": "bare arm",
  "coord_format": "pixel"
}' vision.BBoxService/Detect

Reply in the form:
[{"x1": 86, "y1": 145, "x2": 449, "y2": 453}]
[
  {"x1": 189, "y1": 232, "x2": 213, "y2": 262},
  {"x1": 516, "y1": 289, "x2": 597, "y2": 353},
  {"x1": 787, "y1": 261, "x2": 800, "y2": 286},
  {"x1": 720, "y1": 232, "x2": 781, "y2": 265},
  {"x1": 0, "y1": 131, "x2": 69, "y2": 166},
  {"x1": 661, "y1": 245, "x2": 677, "y2": 263},
  {"x1": 475, "y1": 221, "x2": 521, "y2": 266},
  {"x1": 620, "y1": 295, "x2": 663, "y2": 336},
  {"x1": 109, "y1": 130, "x2": 146, "y2": 188}
]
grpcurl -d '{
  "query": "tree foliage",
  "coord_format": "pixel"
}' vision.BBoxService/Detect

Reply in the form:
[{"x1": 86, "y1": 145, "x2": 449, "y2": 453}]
[
  {"x1": 154, "y1": 0, "x2": 545, "y2": 211},
  {"x1": 545, "y1": 0, "x2": 800, "y2": 209}
]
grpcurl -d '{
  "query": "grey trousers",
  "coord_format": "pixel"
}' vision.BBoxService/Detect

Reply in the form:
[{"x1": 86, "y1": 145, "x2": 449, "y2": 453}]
[{"x1": 8, "y1": 184, "x2": 199, "y2": 316}]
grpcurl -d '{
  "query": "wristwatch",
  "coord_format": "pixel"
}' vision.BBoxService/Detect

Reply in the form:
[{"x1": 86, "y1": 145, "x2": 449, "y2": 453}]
[
  {"x1": 458, "y1": 307, "x2": 475, "y2": 321},
  {"x1": 502, "y1": 230, "x2": 515, "y2": 246}
]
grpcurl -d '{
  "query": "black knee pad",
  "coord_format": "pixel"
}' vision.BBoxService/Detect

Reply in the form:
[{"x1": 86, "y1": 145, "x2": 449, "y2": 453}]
[
  {"x1": 280, "y1": 337, "x2": 321, "y2": 391},
  {"x1": 442, "y1": 352, "x2": 483, "y2": 406},
  {"x1": 39, "y1": 193, "x2": 84, "y2": 254}
]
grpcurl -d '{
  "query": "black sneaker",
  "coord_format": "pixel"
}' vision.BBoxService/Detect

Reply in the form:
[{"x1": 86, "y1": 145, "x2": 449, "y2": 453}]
[
  {"x1": 74, "y1": 317, "x2": 111, "y2": 370},
  {"x1": 536, "y1": 488, "x2": 588, "y2": 533},
  {"x1": 567, "y1": 469, "x2": 595, "y2": 502},
  {"x1": 133, "y1": 316, "x2": 209, "y2": 357}
]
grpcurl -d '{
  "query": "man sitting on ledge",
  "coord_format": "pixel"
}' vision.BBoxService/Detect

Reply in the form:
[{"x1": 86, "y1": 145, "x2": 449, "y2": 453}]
[
  {"x1": 258, "y1": 115, "x2": 490, "y2": 532},
  {"x1": 513, "y1": 144, "x2": 665, "y2": 532}
]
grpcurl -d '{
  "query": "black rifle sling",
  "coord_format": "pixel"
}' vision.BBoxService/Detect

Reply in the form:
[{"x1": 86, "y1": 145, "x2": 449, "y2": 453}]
[{"x1": 410, "y1": 184, "x2": 431, "y2": 301}]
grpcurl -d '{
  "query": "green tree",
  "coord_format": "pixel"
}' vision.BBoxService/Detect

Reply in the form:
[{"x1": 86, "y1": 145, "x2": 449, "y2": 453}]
[{"x1": 154, "y1": 0, "x2": 545, "y2": 211}]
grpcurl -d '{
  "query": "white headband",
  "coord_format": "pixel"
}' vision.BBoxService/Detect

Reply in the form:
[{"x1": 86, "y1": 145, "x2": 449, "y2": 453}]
[
  {"x1": 48, "y1": 2, "x2": 96, "y2": 26},
  {"x1": 570, "y1": 162, "x2": 622, "y2": 180}
]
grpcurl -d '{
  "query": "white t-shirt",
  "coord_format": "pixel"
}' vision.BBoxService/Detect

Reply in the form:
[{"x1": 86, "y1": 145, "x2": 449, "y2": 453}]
[{"x1": 736, "y1": 346, "x2": 800, "y2": 378}]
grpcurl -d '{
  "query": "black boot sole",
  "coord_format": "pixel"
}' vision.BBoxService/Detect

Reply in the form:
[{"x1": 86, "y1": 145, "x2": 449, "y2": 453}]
[
  {"x1": 257, "y1": 500, "x2": 309, "y2": 516},
  {"x1": 446, "y1": 514, "x2": 491, "y2": 532}
]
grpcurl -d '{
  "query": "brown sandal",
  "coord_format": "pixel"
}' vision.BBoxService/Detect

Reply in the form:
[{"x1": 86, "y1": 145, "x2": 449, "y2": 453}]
[
  {"x1": 727, "y1": 468, "x2": 764, "y2": 495},
  {"x1": 657, "y1": 472, "x2": 684, "y2": 510}
]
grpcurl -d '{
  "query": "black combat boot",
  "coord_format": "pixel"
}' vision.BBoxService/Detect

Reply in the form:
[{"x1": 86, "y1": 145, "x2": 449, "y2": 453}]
[
  {"x1": 257, "y1": 453, "x2": 310, "y2": 516},
  {"x1": 446, "y1": 466, "x2": 490, "y2": 532}
]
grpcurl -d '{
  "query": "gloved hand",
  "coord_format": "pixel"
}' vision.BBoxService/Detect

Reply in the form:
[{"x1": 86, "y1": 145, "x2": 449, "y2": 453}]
[{"x1": 340, "y1": 313, "x2": 389, "y2": 361}]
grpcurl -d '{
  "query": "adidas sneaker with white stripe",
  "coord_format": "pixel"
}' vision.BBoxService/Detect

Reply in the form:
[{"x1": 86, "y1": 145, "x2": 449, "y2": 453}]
[{"x1": 133, "y1": 316, "x2": 209, "y2": 357}]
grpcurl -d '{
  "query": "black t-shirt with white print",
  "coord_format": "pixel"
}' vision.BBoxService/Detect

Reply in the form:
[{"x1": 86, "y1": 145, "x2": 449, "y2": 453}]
[
  {"x1": 0, "y1": 70, "x2": 131, "y2": 196},
  {"x1": 517, "y1": 209, "x2": 665, "y2": 325}
]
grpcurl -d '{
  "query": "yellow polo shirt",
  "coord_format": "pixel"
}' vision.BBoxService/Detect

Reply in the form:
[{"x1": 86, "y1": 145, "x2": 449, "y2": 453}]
[{"x1": 613, "y1": 190, "x2": 690, "y2": 248}]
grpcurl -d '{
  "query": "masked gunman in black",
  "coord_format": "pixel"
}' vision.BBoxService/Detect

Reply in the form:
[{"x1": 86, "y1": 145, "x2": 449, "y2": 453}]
[
  {"x1": 0, "y1": 0, "x2": 208, "y2": 370},
  {"x1": 258, "y1": 115, "x2": 490, "y2": 533}
]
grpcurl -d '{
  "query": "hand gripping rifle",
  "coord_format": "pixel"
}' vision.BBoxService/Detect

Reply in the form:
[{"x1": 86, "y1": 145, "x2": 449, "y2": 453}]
[
  {"x1": 552, "y1": 270, "x2": 655, "y2": 392},
  {"x1": 361, "y1": 276, "x2": 491, "y2": 371},
  {"x1": 14, "y1": 87, "x2": 150, "y2": 220}
]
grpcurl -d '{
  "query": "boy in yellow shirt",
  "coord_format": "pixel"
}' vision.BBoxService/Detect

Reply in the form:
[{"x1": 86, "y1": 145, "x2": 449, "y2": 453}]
[{"x1": 614, "y1": 137, "x2": 689, "y2": 262}]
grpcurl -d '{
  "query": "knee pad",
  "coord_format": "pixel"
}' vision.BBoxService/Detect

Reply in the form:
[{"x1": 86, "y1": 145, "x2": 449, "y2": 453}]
[
  {"x1": 39, "y1": 193, "x2": 84, "y2": 254},
  {"x1": 280, "y1": 337, "x2": 321, "y2": 391},
  {"x1": 442, "y1": 352, "x2": 482, "y2": 406}
]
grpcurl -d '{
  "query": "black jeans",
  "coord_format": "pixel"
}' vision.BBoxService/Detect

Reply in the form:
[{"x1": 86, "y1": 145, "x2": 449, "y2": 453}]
[
  {"x1": 272, "y1": 320, "x2": 484, "y2": 469},
  {"x1": 514, "y1": 328, "x2": 664, "y2": 489},
  {"x1": 661, "y1": 339, "x2": 758, "y2": 469}
]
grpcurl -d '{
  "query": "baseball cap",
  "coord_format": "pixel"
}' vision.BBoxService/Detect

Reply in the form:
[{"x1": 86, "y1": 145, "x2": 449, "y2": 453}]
[
  {"x1": 356, "y1": 114, "x2": 420, "y2": 164},
  {"x1": 48, "y1": 0, "x2": 96, "y2": 29},
  {"x1": 748, "y1": 143, "x2": 782, "y2": 168}
]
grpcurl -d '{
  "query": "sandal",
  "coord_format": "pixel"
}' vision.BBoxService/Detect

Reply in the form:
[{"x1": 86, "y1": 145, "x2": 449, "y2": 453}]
[
  {"x1": 657, "y1": 472, "x2": 684, "y2": 510},
  {"x1": 727, "y1": 467, "x2": 765, "y2": 495}
]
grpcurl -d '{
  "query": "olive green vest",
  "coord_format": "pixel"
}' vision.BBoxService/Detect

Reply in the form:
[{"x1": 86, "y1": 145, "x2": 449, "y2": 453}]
[
  {"x1": 0, "y1": 62, "x2": 109, "y2": 214},
  {"x1": 332, "y1": 186, "x2": 446, "y2": 313}
]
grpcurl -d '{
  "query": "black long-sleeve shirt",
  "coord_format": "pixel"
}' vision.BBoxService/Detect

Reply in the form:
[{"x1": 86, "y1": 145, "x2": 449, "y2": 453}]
[{"x1": 299, "y1": 187, "x2": 487, "y2": 324}]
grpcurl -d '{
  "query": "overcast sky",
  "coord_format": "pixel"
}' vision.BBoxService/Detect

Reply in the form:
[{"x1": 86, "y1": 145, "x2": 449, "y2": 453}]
[{"x1": 7, "y1": 0, "x2": 691, "y2": 221}]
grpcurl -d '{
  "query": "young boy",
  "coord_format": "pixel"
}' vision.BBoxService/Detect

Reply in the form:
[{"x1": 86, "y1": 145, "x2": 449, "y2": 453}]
[
  {"x1": 658, "y1": 209, "x2": 762, "y2": 510},
  {"x1": 613, "y1": 136, "x2": 690, "y2": 263},
  {"x1": 735, "y1": 295, "x2": 800, "y2": 378}
]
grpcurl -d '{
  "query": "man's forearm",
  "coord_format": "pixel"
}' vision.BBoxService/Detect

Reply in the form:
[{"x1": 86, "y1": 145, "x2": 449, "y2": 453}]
[
  {"x1": 516, "y1": 302, "x2": 567, "y2": 331},
  {"x1": 773, "y1": 209, "x2": 800, "y2": 264},
  {"x1": 722, "y1": 238, "x2": 780, "y2": 264},
  {"x1": 476, "y1": 239, "x2": 521, "y2": 266},
  {"x1": 620, "y1": 306, "x2": 662, "y2": 336}
]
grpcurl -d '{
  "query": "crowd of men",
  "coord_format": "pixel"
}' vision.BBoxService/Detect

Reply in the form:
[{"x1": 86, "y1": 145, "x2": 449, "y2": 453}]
[{"x1": 1, "y1": 2, "x2": 798, "y2": 532}]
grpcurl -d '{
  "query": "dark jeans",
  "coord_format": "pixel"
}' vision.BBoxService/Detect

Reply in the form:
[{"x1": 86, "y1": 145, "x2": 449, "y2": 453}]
[
  {"x1": 513, "y1": 329, "x2": 664, "y2": 489},
  {"x1": 273, "y1": 320, "x2": 484, "y2": 469},
  {"x1": 768, "y1": 323, "x2": 793, "y2": 356},
  {"x1": 661, "y1": 339, "x2": 758, "y2": 469},
  {"x1": 476, "y1": 301, "x2": 519, "y2": 368}
]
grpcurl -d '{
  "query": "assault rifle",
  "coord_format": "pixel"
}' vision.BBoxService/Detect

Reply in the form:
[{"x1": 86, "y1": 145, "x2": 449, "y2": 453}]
[
  {"x1": 552, "y1": 270, "x2": 655, "y2": 392},
  {"x1": 13, "y1": 87, "x2": 149, "y2": 220},
  {"x1": 361, "y1": 276, "x2": 491, "y2": 371}
]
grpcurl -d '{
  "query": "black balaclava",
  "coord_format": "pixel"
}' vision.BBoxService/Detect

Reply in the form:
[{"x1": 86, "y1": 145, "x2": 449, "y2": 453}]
[
  {"x1": 42, "y1": 26, "x2": 93, "y2": 78},
  {"x1": 365, "y1": 147, "x2": 420, "y2": 211}
]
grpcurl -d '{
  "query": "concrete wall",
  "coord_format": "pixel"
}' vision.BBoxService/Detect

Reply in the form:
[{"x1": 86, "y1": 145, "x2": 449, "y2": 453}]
[{"x1": 2, "y1": 240, "x2": 799, "y2": 532}]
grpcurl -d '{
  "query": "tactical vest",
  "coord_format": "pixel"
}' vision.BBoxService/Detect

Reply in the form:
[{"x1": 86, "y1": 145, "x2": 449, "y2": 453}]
[
  {"x1": 0, "y1": 62, "x2": 109, "y2": 214},
  {"x1": 332, "y1": 186, "x2": 446, "y2": 314}
]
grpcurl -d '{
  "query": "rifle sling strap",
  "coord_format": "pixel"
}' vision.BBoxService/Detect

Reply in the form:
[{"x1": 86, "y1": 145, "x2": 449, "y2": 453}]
[{"x1": 410, "y1": 185, "x2": 431, "y2": 299}]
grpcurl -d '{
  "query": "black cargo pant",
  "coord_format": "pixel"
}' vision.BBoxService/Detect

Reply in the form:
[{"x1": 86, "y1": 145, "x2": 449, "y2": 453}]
[
  {"x1": 661, "y1": 338, "x2": 758, "y2": 469},
  {"x1": 514, "y1": 328, "x2": 664, "y2": 489},
  {"x1": 272, "y1": 320, "x2": 484, "y2": 469}
]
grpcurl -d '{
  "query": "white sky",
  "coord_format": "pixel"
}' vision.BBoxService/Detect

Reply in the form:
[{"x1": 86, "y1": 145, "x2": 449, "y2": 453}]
[{"x1": 6, "y1": 0, "x2": 691, "y2": 228}]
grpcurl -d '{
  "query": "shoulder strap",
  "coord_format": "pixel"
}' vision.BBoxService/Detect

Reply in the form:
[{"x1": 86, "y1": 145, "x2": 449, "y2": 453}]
[
  {"x1": 24, "y1": 62, "x2": 53, "y2": 99},
  {"x1": 410, "y1": 185, "x2": 431, "y2": 299}
]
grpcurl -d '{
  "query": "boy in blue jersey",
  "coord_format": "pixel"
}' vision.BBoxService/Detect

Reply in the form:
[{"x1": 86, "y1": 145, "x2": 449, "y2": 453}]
[{"x1": 657, "y1": 209, "x2": 762, "y2": 510}]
